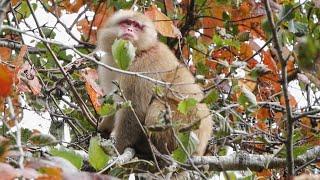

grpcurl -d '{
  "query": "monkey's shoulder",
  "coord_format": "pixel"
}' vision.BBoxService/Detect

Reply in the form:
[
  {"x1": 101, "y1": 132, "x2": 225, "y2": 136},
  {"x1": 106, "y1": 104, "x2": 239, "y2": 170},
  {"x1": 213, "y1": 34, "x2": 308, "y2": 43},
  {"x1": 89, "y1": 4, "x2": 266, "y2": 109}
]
[{"x1": 132, "y1": 42, "x2": 179, "y2": 70}]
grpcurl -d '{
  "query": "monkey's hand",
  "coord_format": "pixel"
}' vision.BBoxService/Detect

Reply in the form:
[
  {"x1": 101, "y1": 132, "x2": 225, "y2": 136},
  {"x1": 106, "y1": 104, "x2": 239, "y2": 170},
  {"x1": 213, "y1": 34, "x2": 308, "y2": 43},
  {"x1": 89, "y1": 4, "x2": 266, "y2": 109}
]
[{"x1": 100, "y1": 137, "x2": 117, "y2": 156}]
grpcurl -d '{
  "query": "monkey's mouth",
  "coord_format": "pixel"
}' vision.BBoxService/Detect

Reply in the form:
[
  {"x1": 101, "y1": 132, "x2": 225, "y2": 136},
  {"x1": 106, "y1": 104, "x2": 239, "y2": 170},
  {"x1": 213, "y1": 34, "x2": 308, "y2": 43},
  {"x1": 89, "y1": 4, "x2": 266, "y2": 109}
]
[{"x1": 121, "y1": 33, "x2": 135, "y2": 40}]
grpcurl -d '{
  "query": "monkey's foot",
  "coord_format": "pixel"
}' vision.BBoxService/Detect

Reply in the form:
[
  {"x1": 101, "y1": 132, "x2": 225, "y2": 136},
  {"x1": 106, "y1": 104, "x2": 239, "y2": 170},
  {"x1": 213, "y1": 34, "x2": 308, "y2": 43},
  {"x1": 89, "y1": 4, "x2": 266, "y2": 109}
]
[{"x1": 100, "y1": 138, "x2": 117, "y2": 156}]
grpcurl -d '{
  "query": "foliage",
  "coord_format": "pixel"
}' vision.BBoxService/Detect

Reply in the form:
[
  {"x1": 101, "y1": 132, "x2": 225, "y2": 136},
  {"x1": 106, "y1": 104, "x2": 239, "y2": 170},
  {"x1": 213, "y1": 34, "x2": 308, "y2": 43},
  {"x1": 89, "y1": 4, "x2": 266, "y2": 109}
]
[
  {"x1": 0, "y1": 0, "x2": 320, "y2": 179},
  {"x1": 111, "y1": 39, "x2": 136, "y2": 70},
  {"x1": 88, "y1": 136, "x2": 110, "y2": 171}
]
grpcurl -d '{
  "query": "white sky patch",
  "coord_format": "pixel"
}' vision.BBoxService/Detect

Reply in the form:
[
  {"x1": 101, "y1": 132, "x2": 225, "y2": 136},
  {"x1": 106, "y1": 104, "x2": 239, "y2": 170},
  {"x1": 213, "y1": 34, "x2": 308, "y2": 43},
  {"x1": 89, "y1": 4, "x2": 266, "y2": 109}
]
[
  {"x1": 20, "y1": 111, "x2": 51, "y2": 134},
  {"x1": 288, "y1": 80, "x2": 307, "y2": 108}
]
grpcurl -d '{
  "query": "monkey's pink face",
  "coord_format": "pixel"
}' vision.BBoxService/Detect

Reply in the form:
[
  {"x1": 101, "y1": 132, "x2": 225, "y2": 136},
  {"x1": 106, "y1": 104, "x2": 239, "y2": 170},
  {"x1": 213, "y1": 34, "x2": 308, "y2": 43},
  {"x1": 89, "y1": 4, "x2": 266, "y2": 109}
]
[{"x1": 118, "y1": 19, "x2": 145, "y2": 41}]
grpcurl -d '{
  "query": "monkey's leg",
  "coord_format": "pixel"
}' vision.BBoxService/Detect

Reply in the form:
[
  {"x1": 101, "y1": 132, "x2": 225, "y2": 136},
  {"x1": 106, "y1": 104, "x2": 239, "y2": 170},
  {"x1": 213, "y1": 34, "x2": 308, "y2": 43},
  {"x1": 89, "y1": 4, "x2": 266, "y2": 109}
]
[
  {"x1": 98, "y1": 116, "x2": 115, "y2": 136},
  {"x1": 194, "y1": 103, "x2": 213, "y2": 156},
  {"x1": 112, "y1": 108, "x2": 144, "y2": 154},
  {"x1": 145, "y1": 100, "x2": 176, "y2": 154}
]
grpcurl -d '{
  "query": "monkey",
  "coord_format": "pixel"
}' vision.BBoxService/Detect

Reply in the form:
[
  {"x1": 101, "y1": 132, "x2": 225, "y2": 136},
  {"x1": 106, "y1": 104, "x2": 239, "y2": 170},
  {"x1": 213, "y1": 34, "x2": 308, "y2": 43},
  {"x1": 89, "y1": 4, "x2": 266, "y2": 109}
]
[{"x1": 97, "y1": 10, "x2": 213, "y2": 157}]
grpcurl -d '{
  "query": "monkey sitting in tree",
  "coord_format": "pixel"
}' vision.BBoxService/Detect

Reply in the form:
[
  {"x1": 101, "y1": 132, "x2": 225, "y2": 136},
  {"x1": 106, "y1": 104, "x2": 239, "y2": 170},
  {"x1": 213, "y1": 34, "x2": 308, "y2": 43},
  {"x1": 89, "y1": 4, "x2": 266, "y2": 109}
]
[{"x1": 97, "y1": 10, "x2": 212, "y2": 157}]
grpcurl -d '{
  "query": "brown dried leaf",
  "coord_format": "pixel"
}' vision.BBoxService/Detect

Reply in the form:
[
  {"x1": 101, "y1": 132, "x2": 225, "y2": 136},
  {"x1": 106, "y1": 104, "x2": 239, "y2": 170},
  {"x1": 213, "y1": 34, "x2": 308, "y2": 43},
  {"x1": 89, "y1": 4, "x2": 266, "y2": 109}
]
[
  {"x1": 80, "y1": 68, "x2": 104, "y2": 111},
  {"x1": 0, "y1": 136, "x2": 10, "y2": 162},
  {"x1": 280, "y1": 94, "x2": 297, "y2": 108},
  {"x1": 145, "y1": 5, "x2": 181, "y2": 38},
  {"x1": 77, "y1": 5, "x2": 113, "y2": 43},
  {"x1": 0, "y1": 47, "x2": 11, "y2": 61},
  {"x1": 262, "y1": 51, "x2": 278, "y2": 73},
  {"x1": 62, "y1": 0, "x2": 84, "y2": 13},
  {"x1": 17, "y1": 62, "x2": 42, "y2": 95},
  {"x1": 164, "y1": 0, "x2": 174, "y2": 14},
  {"x1": 255, "y1": 108, "x2": 270, "y2": 120},
  {"x1": 13, "y1": 45, "x2": 28, "y2": 67}
]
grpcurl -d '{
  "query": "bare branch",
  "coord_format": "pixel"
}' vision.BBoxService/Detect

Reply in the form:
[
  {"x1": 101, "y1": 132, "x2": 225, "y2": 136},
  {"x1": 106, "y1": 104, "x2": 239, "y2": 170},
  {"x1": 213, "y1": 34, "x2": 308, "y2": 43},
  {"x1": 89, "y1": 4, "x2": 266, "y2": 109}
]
[
  {"x1": 264, "y1": 0, "x2": 294, "y2": 175},
  {"x1": 191, "y1": 146, "x2": 320, "y2": 171}
]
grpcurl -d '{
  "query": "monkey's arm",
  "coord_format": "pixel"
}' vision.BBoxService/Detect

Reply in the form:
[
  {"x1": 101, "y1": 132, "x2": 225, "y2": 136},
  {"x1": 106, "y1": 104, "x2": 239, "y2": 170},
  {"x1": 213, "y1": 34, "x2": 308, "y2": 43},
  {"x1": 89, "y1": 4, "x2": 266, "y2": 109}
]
[
  {"x1": 98, "y1": 53, "x2": 119, "y2": 95},
  {"x1": 98, "y1": 54, "x2": 119, "y2": 133}
]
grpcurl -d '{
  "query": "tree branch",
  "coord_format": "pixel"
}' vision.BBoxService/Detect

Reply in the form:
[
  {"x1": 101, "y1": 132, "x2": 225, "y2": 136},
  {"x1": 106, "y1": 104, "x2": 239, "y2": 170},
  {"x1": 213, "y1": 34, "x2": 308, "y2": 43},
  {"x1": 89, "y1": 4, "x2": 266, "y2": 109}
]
[
  {"x1": 264, "y1": 0, "x2": 294, "y2": 176},
  {"x1": 191, "y1": 146, "x2": 320, "y2": 171}
]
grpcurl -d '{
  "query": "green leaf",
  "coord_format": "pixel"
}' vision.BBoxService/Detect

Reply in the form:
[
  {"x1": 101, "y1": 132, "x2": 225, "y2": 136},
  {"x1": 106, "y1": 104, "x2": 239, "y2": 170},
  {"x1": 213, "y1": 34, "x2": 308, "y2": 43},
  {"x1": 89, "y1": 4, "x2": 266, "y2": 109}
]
[
  {"x1": 172, "y1": 132, "x2": 199, "y2": 163},
  {"x1": 212, "y1": 35, "x2": 240, "y2": 50},
  {"x1": 222, "y1": 11, "x2": 231, "y2": 21},
  {"x1": 212, "y1": 35, "x2": 224, "y2": 47},
  {"x1": 296, "y1": 36, "x2": 320, "y2": 70},
  {"x1": 261, "y1": 18, "x2": 273, "y2": 38},
  {"x1": 112, "y1": 39, "x2": 136, "y2": 70},
  {"x1": 49, "y1": 148, "x2": 84, "y2": 169},
  {"x1": 288, "y1": 20, "x2": 307, "y2": 36},
  {"x1": 280, "y1": 3, "x2": 295, "y2": 21},
  {"x1": 186, "y1": 35, "x2": 197, "y2": 47},
  {"x1": 177, "y1": 98, "x2": 197, "y2": 115},
  {"x1": 195, "y1": 62, "x2": 209, "y2": 75},
  {"x1": 293, "y1": 145, "x2": 309, "y2": 158},
  {"x1": 225, "y1": 172, "x2": 237, "y2": 180},
  {"x1": 41, "y1": 27, "x2": 56, "y2": 39},
  {"x1": 99, "y1": 103, "x2": 116, "y2": 116},
  {"x1": 202, "y1": 89, "x2": 219, "y2": 105},
  {"x1": 29, "y1": 133, "x2": 57, "y2": 145},
  {"x1": 238, "y1": 86, "x2": 257, "y2": 107},
  {"x1": 88, "y1": 136, "x2": 110, "y2": 171},
  {"x1": 16, "y1": 2, "x2": 37, "y2": 20}
]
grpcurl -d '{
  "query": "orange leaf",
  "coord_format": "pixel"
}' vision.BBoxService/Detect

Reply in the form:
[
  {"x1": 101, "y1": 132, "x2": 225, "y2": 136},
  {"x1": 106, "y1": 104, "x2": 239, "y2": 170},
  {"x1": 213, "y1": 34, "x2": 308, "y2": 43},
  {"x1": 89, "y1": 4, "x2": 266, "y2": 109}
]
[
  {"x1": 239, "y1": 43, "x2": 253, "y2": 60},
  {"x1": 273, "y1": 112, "x2": 284, "y2": 129},
  {"x1": 11, "y1": 0, "x2": 20, "y2": 6},
  {"x1": 256, "y1": 169, "x2": 272, "y2": 178},
  {"x1": 81, "y1": 68, "x2": 103, "y2": 111},
  {"x1": 13, "y1": 45, "x2": 28, "y2": 67},
  {"x1": 300, "y1": 117, "x2": 314, "y2": 137},
  {"x1": 61, "y1": 0, "x2": 84, "y2": 13},
  {"x1": 77, "y1": 4, "x2": 112, "y2": 43},
  {"x1": 0, "y1": 64, "x2": 14, "y2": 97},
  {"x1": 0, "y1": 47, "x2": 11, "y2": 61},
  {"x1": 280, "y1": 94, "x2": 297, "y2": 108},
  {"x1": 201, "y1": 17, "x2": 215, "y2": 43},
  {"x1": 255, "y1": 108, "x2": 270, "y2": 120},
  {"x1": 38, "y1": 167, "x2": 62, "y2": 179},
  {"x1": 256, "y1": 121, "x2": 268, "y2": 131},
  {"x1": 164, "y1": 0, "x2": 175, "y2": 14},
  {"x1": 145, "y1": 5, "x2": 181, "y2": 38},
  {"x1": 262, "y1": 51, "x2": 278, "y2": 73},
  {"x1": 259, "y1": 73, "x2": 281, "y2": 93}
]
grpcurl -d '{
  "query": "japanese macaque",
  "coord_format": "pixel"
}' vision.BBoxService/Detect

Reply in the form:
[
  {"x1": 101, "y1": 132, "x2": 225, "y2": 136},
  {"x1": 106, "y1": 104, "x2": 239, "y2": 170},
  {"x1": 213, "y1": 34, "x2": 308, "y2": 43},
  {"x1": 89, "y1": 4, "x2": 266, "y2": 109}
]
[{"x1": 97, "y1": 10, "x2": 212, "y2": 157}]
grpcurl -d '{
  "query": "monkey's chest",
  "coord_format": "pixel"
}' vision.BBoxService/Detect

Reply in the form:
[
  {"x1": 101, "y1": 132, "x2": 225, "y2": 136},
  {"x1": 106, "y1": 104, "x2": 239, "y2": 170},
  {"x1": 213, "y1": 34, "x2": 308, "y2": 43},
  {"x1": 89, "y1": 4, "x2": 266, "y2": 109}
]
[{"x1": 119, "y1": 61, "x2": 159, "y2": 114}]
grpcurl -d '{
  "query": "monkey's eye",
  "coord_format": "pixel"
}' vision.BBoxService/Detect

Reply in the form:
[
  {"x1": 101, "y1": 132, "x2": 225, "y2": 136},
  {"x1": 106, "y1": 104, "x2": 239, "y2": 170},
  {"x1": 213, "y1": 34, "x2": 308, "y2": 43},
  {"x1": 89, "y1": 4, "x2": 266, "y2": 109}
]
[
  {"x1": 119, "y1": 19, "x2": 144, "y2": 30},
  {"x1": 133, "y1": 22, "x2": 145, "y2": 30},
  {"x1": 119, "y1": 19, "x2": 132, "y2": 26}
]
